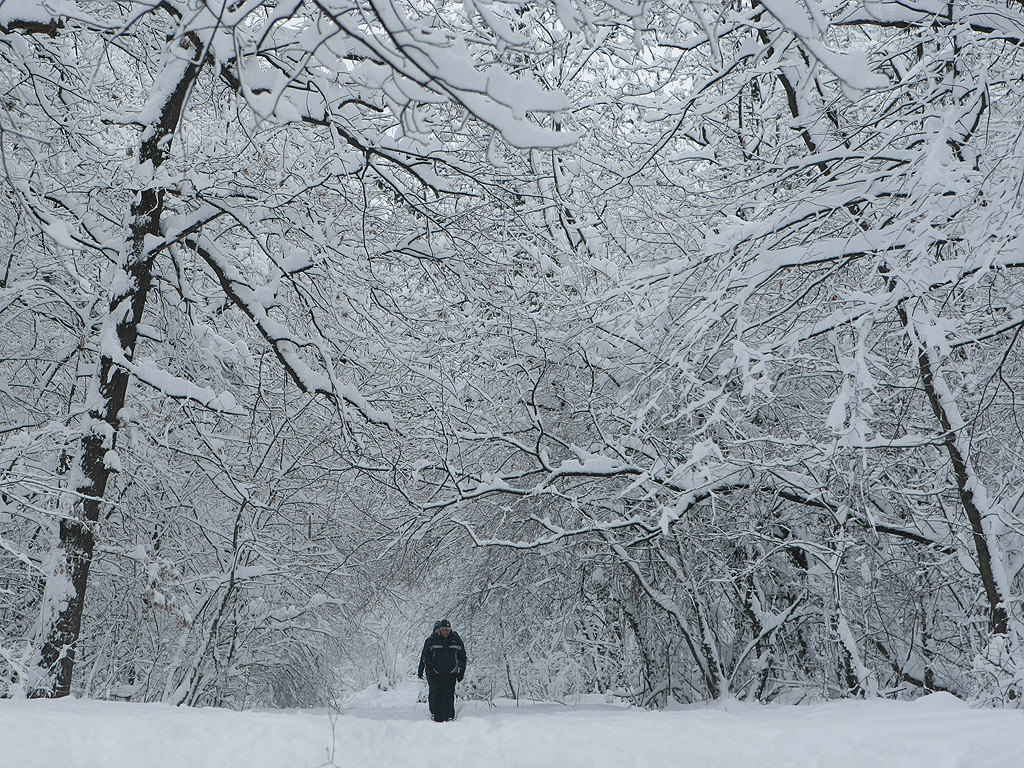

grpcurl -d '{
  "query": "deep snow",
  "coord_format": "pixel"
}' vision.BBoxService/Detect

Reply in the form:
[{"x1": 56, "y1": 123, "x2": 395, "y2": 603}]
[{"x1": 1, "y1": 681, "x2": 1022, "y2": 767}]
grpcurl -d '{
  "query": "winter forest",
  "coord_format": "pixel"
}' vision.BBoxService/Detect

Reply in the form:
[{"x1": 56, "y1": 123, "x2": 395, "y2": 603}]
[{"x1": 3, "y1": 0, "x2": 1024, "y2": 714}]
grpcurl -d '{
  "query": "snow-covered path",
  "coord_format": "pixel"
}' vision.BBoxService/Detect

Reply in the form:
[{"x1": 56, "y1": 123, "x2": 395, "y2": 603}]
[{"x1": 2, "y1": 685, "x2": 1022, "y2": 767}]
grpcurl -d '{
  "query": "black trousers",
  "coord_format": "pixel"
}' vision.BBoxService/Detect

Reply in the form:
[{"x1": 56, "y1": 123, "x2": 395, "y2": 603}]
[{"x1": 426, "y1": 672, "x2": 457, "y2": 721}]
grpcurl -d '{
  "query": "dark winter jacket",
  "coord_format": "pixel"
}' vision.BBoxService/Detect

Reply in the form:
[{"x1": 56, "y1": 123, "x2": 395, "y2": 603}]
[{"x1": 418, "y1": 630, "x2": 466, "y2": 677}]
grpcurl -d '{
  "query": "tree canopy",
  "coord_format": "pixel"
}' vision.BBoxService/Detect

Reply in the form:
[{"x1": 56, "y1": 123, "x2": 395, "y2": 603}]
[{"x1": 3, "y1": 0, "x2": 1024, "y2": 707}]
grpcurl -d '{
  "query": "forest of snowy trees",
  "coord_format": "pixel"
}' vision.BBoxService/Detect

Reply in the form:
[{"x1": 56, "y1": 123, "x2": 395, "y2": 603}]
[{"x1": 3, "y1": 0, "x2": 1024, "y2": 710}]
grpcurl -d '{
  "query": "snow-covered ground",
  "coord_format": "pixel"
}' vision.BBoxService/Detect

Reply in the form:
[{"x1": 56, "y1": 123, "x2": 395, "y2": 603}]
[{"x1": 2, "y1": 682, "x2": 1022, "y2": 767}]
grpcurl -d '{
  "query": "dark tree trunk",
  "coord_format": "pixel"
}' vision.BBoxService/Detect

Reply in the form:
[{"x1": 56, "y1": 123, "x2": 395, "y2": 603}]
[
  {"x1": 912, "y1": 332, "x2": 1009, "y2": 635},
  {"x1": 893, "y1": 298, "x2": 1009, "y2": 636},
  {"x1": 35, "y1": 47, "x2": 202, "y2": 697},
  {"x1": 879, "y1": 264, "x2": 1010, "y2": 639}
]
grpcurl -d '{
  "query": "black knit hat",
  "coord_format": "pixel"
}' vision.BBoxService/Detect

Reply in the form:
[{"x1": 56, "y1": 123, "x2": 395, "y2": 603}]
[{"x1": 437, "y1": 618, "x2": 451, "y2": 628}]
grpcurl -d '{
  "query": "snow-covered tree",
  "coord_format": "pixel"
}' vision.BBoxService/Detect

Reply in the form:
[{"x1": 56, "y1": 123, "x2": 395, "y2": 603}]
[
  {"x1": 0, "y1": 0, "x2": 572, "y2": 699},
  {"x1": 409, "y1": 0, "x2": 1024, "y2": 704}
]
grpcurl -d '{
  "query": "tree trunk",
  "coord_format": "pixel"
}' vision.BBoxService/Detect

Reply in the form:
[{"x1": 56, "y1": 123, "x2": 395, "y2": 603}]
[
  {"x1": 34, "y1": 49, "x2": 202, "y2": 698},
  {"x1": 899, "y1": 304, "x2": 1010, "y2": 636},
  {"x1": 881, "y1": 264, "x2": 1011, "y2": 638}
]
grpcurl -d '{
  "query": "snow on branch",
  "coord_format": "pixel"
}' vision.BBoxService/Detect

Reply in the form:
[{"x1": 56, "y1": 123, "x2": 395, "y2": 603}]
[
  {"x1": 837, "y1": 1, "x2": 1024, "y2": 46},
  {"x1": 757, "y1": 0, "x2": 889, "y2": 90},
  {"x1": 452, "y1": 512, "x2": 657, "y2": 550},
  {"x1": 97, "y1": 323, "x2": 244, "y2": 415},
  {"x1": 360, "y1": 0, "x2": 577, "y2": 149},
  {"x1": 0, "y1": 0, "x2": 72, "y2": 35},
  {"x1": 188, "y1": 234, "x2": 395, "y2": 428}
]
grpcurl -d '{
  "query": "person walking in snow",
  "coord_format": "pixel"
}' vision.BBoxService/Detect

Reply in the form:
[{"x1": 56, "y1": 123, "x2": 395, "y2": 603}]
[{"x1": 417, "y1": 618, "x2": 466, "y2": 722}]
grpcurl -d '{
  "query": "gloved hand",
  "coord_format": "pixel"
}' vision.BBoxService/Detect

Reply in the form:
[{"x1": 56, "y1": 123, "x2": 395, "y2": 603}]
[
  {"x1": 457, "y1": 672, "x2": 464, "y2": 683},
  {"x1": 418, "y1": 672, "x2": 423, "y2": 679}
]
